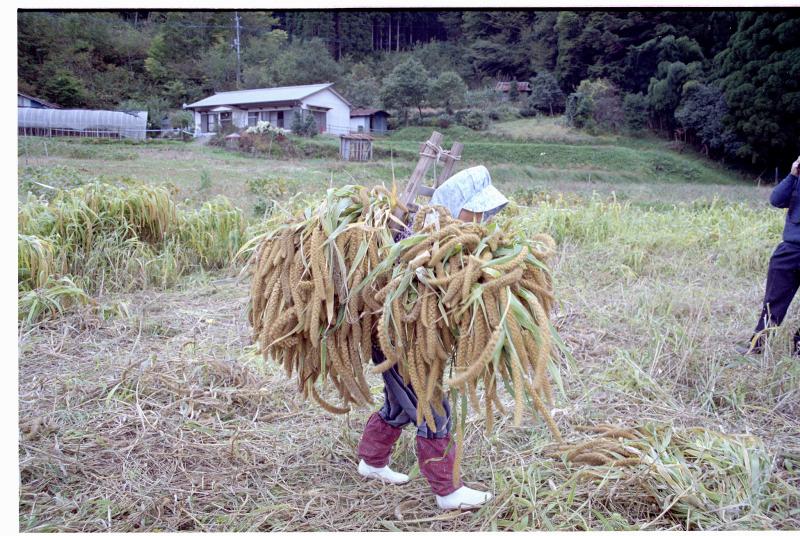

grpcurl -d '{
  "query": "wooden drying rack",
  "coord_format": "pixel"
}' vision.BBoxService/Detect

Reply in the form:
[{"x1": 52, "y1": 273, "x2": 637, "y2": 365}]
[{"x1": 390, "y1": 131, "x2": 463, "y2": 233}]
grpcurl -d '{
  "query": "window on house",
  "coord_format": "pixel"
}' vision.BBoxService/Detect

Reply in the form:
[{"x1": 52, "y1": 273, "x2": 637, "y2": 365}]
[
  {"x1": 248, "y1": 111, "x2": 258, "y2": 126},
  {"x1": 277, "y1": 111, "x2": 284, "y2": 128},
  {"x1": 259, "y1": 111, "x2": 270, "y2": 122}
]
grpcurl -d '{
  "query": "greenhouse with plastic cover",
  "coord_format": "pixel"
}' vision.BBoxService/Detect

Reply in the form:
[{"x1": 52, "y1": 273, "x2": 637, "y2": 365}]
[{"x1": 18, "y1": 108, "x2": 148, "y2": 140}]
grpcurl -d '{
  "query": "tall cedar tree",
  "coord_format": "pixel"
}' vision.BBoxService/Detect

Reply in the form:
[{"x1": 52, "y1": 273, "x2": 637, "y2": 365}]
[{"x1": 714, "y1": 11, "x2": 800, "y2": 168}]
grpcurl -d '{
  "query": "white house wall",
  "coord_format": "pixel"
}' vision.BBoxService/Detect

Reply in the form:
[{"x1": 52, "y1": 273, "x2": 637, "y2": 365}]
[
  {"x1": 302, "y1": 88, "x2": 351, "y2": 136},
  {"x1": 349, "y1": 116, "x2": 370, "y2": 133}
]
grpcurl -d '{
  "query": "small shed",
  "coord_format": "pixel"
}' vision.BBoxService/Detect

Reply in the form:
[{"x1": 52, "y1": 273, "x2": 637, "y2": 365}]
[
  {"x1": 224, "y1": 132, "x2": 241, "y2": 149},
  {"x1": 349, "y1": 108, "x2": 390, "y2": 135},
  {"x1": 340, "y1": 133, "x2": 373, "y2": 161},
  {"x1": 495, "y1": 81, "x2": 532, "y2": 101},
  {"x1": 18, "y1": 92, "x2": 59, "y2": 109}
]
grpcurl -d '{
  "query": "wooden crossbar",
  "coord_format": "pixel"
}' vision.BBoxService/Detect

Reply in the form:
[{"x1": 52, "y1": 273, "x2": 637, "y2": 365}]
[{"x1": 389, "y1": 131, "x2": 464, "y2": 234}]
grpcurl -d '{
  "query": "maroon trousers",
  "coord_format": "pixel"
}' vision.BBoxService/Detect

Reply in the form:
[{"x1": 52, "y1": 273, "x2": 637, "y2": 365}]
[{"x1": 357, "y1": 412, "x2": 461, "y2": 496}]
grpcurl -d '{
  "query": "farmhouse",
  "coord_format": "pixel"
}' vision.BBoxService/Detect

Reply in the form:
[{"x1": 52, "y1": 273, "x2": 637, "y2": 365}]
[
  {"x1": 184, "y1": 83, "x2": 352, "y2": 136},
  {"x1": 349, "y1": 108, "x2": 390, "y2": 135},
  {"x1": 494, "y1": 81, "x2": 531, "y2": 101}
]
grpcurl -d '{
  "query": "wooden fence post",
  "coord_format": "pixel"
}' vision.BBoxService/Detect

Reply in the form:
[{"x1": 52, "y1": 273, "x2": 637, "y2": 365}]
[
  {"x1": 437, "y1": 141, "x2": 463, "y2": 187},
  {"x1": 390, "y1": 131, "x2": 443, "y2": 234}
]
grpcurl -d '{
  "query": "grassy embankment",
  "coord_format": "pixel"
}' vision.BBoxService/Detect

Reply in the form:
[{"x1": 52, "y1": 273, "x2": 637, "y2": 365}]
[{"x1": 19, "y1": 116, "x2": 763, "y2": 216}]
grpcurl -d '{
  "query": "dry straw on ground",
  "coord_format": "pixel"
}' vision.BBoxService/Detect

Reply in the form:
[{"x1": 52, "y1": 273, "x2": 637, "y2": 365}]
[
  {"x1": 18, "y1": 181, "x2": 800, "y2": 531},
  {"x1": 18, "y1": 279, "x2": 800, "y2": 531}
]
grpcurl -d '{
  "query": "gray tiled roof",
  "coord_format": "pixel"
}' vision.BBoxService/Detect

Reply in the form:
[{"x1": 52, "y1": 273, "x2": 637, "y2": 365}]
[{"x1": 185, "y1": 83, "x2": 335, "y2": 109}]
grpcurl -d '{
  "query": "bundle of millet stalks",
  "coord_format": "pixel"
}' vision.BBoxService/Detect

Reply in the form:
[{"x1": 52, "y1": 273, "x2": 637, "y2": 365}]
[
  {"x1": 362, "y1": 205, "x2": 561, "y2": 480},
  {"x1": 248, "y1": 188, "x2": 562, "y2": 456},
  {"x1": 248, "y1": 185, "x2": 401, "y2": 412}
]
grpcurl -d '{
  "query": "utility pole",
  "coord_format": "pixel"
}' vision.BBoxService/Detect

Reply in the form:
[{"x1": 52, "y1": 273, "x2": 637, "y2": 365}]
[{"x1": 234, "y1": 11, "x2": 241, "y2": 88}]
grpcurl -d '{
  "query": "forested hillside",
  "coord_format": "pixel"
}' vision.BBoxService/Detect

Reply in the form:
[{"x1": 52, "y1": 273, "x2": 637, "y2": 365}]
[{"x1": 17, "y1": 10, "x2": 800, "y2": 174}]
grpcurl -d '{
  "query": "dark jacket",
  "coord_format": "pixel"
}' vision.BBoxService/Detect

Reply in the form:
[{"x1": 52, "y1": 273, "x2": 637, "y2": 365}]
[{"x1": 770, "y1": 173, "x2": 800, "y2": 245}]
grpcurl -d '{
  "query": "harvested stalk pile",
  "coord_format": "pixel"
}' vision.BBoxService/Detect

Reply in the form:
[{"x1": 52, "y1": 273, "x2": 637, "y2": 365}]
[
  {"x1": 363, "y1": 205, "x2": 561, "y2": 481},
  {"x1": 543, "y1": 424, "x2": 643, "y2": 467},
  {"x1": 248, "y1": 187, "x2": 563, "y2": 483},
  {"x1": 537, "y1": 423, "x2": 778, "y2": 528},
  {"x1": 248, "y1": 185, "x2": 402, "y2": 412}
]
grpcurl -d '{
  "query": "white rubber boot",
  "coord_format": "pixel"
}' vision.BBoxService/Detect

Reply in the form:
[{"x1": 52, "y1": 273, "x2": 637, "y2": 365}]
[
  {"x1": 358, "y1": 459, "x2": 410, "y2": 485},
  {"x1": 436, "y1": 486, "x2": 493, "y2": 510}
]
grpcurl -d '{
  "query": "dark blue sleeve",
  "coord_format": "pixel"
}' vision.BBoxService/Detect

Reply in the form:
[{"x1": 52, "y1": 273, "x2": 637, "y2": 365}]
[{"x1": 770, "y1": 174, "x2": 798, "y2": 208}]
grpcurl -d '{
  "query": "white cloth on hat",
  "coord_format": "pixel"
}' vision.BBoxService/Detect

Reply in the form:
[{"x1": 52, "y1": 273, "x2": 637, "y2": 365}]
[{"x1": 425, "y1": 165, "x2": 508, "y2": 228}]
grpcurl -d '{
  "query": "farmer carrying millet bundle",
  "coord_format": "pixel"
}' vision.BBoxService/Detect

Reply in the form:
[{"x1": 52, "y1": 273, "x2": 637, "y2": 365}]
[
  {"x1": 739, "y1": 156, "x2": 800, "y2": 355},
  {"x1": 356, "y1": 165, "x2": 509, "y2": 510}
]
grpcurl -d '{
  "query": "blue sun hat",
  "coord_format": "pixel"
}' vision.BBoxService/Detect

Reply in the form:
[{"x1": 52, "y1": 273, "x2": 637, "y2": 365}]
[{"x1": 427, "y1": 165, "x2": 509, "y2": 225}]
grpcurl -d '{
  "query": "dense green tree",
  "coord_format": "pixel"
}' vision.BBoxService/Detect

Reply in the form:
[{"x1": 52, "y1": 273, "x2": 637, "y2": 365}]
[
  {"x1": 566, "y1": 79, "x2": 623, "y2": 132},
  {"x1": 675, "y1": 81, "x2": 737, "y2": 156},
  {"x1": 291, "y1": 110, "x2": 318, "y2": 136},
  {"x1": 18, "y1": 13, "x2": 59, "y2": 84},
  {"x1": 437, "y1": 12, "x2": 463, "y2": 42},
  {"x1": 282, "y1": 11, "x2": 335, "y2": 44},
  {"x1": 117, "y1": 96, "x2": 170, "y2": 129},
  {"x1": 565, "y1": 90, "x2": 591, "y2": 129},
  {"x1": 554, "y1": 11, "x2": 727, "y2": 93},
  {"x1": 646, "y1": 60, "x2": 703, "y2": 131},
  {"x1": 41, "y1": 71, "x2": 89, "y2": 107},
  {"x1": 461, "y1": 11, "x2": 540, "y2": 79},
  {"x1": 714, "y1": 11, "x2": 800, "y2": 167},
  {"x1": 336, "y1": 12, "x2": 373, "y2": 59},
  {"x1": 624, "y1": 35, "x2": 704, "y2": 94},
  {"x1": 528, "y1": 72, "x2": 565, "y2": 115},
  {"x1": 144, "y1": 34, "x2": 171, "y2": 83},
  {"x1": 241, "y1": 30, "x2": 288, "y2": 89},
  {"x1": 276, "y1": 10, "x2": 446, "y2": 57},
  {"x1": 410, "y1": 41, "x2": 473, "y2": 81},
  {"x1": 338, "y1": 62, "x2": 381, "y2": 108},
  {"x1": 19, "y1": 12, "x2": 151, "y2": 108},
  {"x1": 622, "y1": 92, "x2": 649, "y2": 131},
  {"x1": 271, "y1": 39, "x2": 342, "y2": 86},
  {"x1": 380, "y1": 57, "x2": 431, "y2": 125},
  {"x1": 555, "y1": 12, "x2": 619, "y2": 91},
  {"x1": 459, "y1": 109, "x2": 489, "y2": 130},
  {"x1": 507, "y1": 80, "x2": 520, "y2": 102},
  {"x1": 199, "y1": 40, "x2": 239, "y2": 93},
  {"x1": 429, "y1": 71, "x2": 467, "y2": 113}
]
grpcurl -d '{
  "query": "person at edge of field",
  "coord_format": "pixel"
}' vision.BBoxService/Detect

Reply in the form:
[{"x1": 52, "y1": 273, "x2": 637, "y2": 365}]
[
  {"x1": 355, "y1": 165, "x2": 508, "y2": 511},
  {"x1": 738, "y1": 156, "x2": 800, "y2": 355}
]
